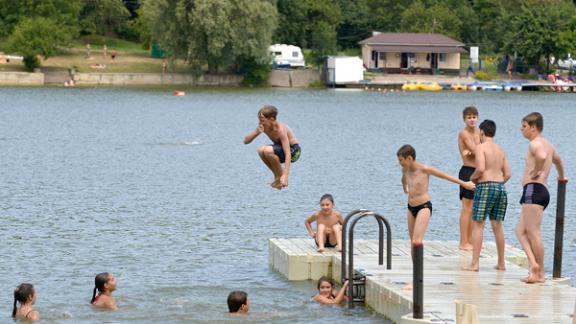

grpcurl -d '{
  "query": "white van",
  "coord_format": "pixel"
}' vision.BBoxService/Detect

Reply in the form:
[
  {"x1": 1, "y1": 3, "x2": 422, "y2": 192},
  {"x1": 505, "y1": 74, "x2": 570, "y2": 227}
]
[{"x1": 269, "y1": 44, "x2": 305, "y2": 68}]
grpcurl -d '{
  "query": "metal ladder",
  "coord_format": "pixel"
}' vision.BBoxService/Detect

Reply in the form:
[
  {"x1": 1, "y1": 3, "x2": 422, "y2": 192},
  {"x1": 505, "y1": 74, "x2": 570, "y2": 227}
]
[{"x1": 341, "y1": 209, "x2": 392, "y2": 306}]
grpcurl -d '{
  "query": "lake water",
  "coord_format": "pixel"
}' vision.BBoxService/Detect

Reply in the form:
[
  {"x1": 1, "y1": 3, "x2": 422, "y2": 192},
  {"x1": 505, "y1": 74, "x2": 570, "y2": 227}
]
[{"x1": 0, "y1": 87, "x2": 574, "y2": 323}]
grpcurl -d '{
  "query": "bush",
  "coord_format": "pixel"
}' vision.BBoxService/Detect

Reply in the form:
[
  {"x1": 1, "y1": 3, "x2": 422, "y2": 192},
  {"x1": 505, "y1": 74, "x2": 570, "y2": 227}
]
[
  {"x1": 238, "y1": 57, "x2": 271, "y2": 87},
  {"x1": 23, "y1": 55, "x2": 40, "y2": 71},
  {"x1": 475, "y1": 70, "x2": 497, "y2": 81}
]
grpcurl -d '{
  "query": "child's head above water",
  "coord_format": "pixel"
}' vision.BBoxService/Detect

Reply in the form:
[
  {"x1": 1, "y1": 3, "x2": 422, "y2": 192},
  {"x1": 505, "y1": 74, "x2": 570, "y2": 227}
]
[
  {"x1": 91, "y1": 272, "x2": 116, "y2": 303},
  {"x1": 227, "y1": 291, "x2": 249, "y2": 313},
  {"x1": 13, "y1": 283, "x2": 35, "y2": 318},
  {"x1": 317, "y1": 276, "x2": 335, "y2": 295}
]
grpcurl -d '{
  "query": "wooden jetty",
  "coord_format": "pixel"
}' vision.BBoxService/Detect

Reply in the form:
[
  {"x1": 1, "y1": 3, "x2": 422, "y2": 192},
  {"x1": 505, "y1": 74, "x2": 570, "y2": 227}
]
[{"x1": 269, "y1": 238, "x2": 576, "y2": 323}]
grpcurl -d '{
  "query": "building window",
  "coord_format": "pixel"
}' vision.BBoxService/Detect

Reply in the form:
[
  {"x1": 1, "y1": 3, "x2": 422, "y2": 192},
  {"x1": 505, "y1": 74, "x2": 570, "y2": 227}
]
[
  {"x1": 292, "y1": 51, "x2": 299, "y2": 58},
  {"x1": 439, "y1": 53, "x2": 446, "y2": 62},
  {"x1": 379, "y1": 52, "x2": 385, "y2": 60}
]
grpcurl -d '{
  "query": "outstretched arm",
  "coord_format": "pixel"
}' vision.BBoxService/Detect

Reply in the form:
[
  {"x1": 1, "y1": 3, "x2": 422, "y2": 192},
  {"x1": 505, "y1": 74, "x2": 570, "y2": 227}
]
[
  {"x1": 243, "y1": 124, "x2": 263, "y2": 144},
  {"x1": 426, "y1": 165, "x2": 475, "y2": 190}
]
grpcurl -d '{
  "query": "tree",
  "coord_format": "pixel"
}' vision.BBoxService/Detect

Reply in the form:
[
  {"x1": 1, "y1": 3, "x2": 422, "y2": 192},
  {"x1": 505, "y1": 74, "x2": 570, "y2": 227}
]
[
  {"x1": 556, "y1": 16, "x2": 576, "y2": 59},
  {"x1": 79, "y1": 0, "x2": 131, "y2": 36},
  {"x1": 143, "y1": 0, "x2": 277, "y2": 74},
  {"x1": 6, "y1": 17, "x2": 73, "y2": 71},
  {"x1": 399, "y1": 1, "x2": 463, "y2": 40},
  {"x1": 504, "y1": 0, "x2": 575, "y2": 72}
]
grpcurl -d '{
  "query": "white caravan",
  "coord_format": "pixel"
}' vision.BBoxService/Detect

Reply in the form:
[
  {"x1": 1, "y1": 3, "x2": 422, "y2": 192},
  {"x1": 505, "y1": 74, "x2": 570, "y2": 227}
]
[{"x1": 269, "y1": 44, "x2": 305, "y2": 68}]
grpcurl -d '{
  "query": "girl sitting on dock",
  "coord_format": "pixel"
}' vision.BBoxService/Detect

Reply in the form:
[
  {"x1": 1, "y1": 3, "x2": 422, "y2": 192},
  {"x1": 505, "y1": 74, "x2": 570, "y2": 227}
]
[
  {"x1": 91, "y1": 272, "x2": 118, "y2": 310},
  {"x1": 304, "y1": 194, "x2": 344, "y2": 252},
  {"x1": 313, "y1": 276, "x2": 349, "y2": 304},
  {"x1": 13, "y1": 283, "x2": 40, "y2": 321}
]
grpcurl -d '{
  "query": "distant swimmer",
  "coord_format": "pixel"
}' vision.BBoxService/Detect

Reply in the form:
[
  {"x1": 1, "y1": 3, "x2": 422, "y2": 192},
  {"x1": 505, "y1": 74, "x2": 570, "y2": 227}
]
[
  {"x1": 457, "y1": 106, "x2": 481, "y2": 251},
  {"x1": 304, "y1": 194, "x2": 344, "y2": 252},
  {"x1": 227, "y1": 291, "x2": 250, "y2": 314},
  {"x1": 516, "y1": 112, "x2": 566, "y2": 284},
  {"x1": 312, "y1": 276, "x2": 349, "y2": 305},
  {"x1": 244, "y1": 105, "x2": 300, "y2": 189},
  {"x1": 91, "y1": 272, "x2": 118, "y2": 310},
  {"x1": 13, "y1": 283, "x2": 40, "y2": 321},
  {"x1": 462, "y1": 120, "x2": 511, "y2": 272}
]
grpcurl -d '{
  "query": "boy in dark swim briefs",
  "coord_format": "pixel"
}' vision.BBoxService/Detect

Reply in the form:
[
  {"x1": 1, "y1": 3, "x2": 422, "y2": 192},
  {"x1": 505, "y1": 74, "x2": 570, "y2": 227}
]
[
  {"x1": 397, "y1": 145, "x2": 475, "y2": 250},
  {"x1": 516, "y1": 112, "x2": 566, "y2": 284},
  {"x1": 457, "y1": 106, "x2": 481, "y2": 251},
  {"x1": 244, "y1": 105, "x2": 300, "y2": 190}
]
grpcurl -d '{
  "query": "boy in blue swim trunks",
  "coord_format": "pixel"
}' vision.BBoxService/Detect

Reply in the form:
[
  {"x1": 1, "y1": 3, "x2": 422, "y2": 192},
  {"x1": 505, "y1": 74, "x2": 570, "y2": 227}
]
[
  {"x1": 244, "y1": 105, "x2": 301, "y2": 190},
  {"x1": 516, "y1": 112, "x2": 566, "y2": 283},
  {"x1": 397, "y1": 145, "x2": 475, "y2": 251},
  {"x1": 463, "y1": 120, "x2": 511, "y2": 272}
]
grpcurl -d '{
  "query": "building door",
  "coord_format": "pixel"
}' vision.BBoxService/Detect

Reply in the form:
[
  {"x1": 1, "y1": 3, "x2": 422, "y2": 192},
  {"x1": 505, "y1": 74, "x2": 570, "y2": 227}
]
[
  {"x1": 401, "y1": 53, "x2": 408, "y2": 68},
  {"x1": 431, "y1": 53, "x2": 438, "y2": 70},
  {"x1": 372, "y1": 50, "x2": 378, "y2": 68}
]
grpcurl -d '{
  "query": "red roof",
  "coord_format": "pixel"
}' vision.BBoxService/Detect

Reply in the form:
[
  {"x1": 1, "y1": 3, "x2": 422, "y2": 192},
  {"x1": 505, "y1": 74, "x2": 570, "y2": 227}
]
[{"x1": 359, "y1": 33, "x2": 465, "y2": 47}]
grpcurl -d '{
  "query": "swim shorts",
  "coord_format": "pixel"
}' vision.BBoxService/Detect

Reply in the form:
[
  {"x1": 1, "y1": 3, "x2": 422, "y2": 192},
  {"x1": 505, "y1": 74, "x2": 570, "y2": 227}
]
[
  {"x1": 315, "y1": 236, "x2": 336, "y2": 248},
  {"x1": 459, "y1": 166, "x2": 476, "y2": 200},
  {"x1": 520, "y1": 183, "x2": 550, "y2": 210},
  {"x1": 407, "y1": 201, "x2": 433, "y2": 218},
  {"x1": 472, "y1": 181, "x2": 507, "y2": 221},
  {"x1": 271, "y1": 143, "x2": 301, "y2": 164}
]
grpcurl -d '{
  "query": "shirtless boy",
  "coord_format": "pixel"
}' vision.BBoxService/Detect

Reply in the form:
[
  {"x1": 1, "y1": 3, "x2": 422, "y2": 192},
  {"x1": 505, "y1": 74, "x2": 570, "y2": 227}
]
[
  {"x1": 397, "y1": 145, "x2": 475, "y2": 249},
  {"x1": 457, "y1": 106, "x2": 481, "y2": 250},
  {"x1": 305, "y1": 194, "x2": 344, "y2": 252},
  {"x1": 516, "y1": 112, "x2": 566, "y2": 283},
  {"x1": 463, "y1": 120, "x2": 511, "y2": 272},
  {"x1": 244, "y1": 106, "x2": 301, "y2": 189}
]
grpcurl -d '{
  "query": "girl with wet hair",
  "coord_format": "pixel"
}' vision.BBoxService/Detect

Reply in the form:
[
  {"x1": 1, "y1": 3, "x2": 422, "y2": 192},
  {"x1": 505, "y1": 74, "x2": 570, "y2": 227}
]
[
  {"x1": 91, "y1": 272, "x2": 118, "y2": 310},
  {"x1": 13, "y1": 283, "x2": 40, "y2": 321},
  {"x1": 313, "y1": 276, "x2": 349, "y2": 304}
]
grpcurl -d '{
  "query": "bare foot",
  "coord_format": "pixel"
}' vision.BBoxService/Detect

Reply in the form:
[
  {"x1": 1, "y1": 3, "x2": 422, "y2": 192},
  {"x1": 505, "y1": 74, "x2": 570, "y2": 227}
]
[
  {"x1": 459, "y1": 244, "x2": 473, "y2": 251},
  {"x1": 317, "y1": 247, "x2": 325, "y2": 253},
  {"x1": 493, "y1": 265, "x2": 506, "y2": 271},
  {"x1": 520, "y1": 274, "x2": 532, "y2": 282},
  {"x1": 462, "y1": 264, "x2": 479, "y2": 272},
  {"x1": 270, "y1": 179, "x2": 282, "y2": 189},
  {"x1": 336, "y1": 245, "x2": 342, "y2": 252},
  {"x1": 524, "y1": 273, "x2": 545, "y2": 284},
  {"x1": 402, "y1": 283, "x2": 413, "y2": 291}
]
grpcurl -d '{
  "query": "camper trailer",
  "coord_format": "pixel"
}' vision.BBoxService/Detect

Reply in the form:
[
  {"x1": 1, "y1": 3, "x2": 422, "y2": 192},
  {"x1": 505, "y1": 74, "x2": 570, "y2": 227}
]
[{"x1": 269, "y1": 44, "x2": 305, "y2": 68}]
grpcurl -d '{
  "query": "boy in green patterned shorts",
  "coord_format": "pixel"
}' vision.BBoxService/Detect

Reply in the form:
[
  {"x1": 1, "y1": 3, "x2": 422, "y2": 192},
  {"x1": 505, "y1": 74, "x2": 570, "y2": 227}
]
[{"x1": 463, "y1": 120, "x2": 511, "y2": 272}]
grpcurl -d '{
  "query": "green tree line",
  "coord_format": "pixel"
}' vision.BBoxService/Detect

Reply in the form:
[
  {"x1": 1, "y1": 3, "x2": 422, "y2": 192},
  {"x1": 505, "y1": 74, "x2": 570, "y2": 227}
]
[{"x1": 1, "y1": 0, "x2": 576, "y2": 76}]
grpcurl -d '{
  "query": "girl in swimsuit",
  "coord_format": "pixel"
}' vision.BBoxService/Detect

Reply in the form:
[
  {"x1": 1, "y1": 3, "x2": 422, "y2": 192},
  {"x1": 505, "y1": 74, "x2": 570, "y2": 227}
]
[
  {"x1": 13, "y1": 283, "x2": 40, "y2": 321},
  {"x1": 304, "y1": 194, "x2": 344, "y2": 252},
  {"x1": 91, "y1": 272, "x2": 118, "y2": 310},
  {"x1": 312, "y1": 276, "x2": 349, "y2": 304}
]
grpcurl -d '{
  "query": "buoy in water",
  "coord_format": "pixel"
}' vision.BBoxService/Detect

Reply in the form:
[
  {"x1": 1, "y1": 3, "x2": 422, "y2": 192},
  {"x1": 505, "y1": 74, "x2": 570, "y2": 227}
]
[{"x1": 173, "y1": 90, "x2": 186, "y2": 96}]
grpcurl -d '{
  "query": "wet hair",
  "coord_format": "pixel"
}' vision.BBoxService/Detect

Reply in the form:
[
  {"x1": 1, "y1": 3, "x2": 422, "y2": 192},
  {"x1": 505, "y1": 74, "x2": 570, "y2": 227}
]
[
  {"x1": 227, "y1": 291, "x2": 248, "y2": 313},
  {"x1": 397, "y1": 144, "x2": 416, "y2": 159},
  {"x1": 91, "y1": 272, "x2": 111, "y2": 304},
  {"x1": 258, "y1": 105, "x2": 278, "y2": 119},
  {"x1": 522, "y1": 112, "x2": 543, "y2": 132},
  {"x1": 479, "y1": 119, "x2": 496, "y2": 137},
  {"x1": 317, "y1": 276, "x2": 335, "y2": 290},
  {"x1": 320, "y1": 194, "x2": 334, "y2": 204},
  {"x1": 13, "y1": 283, "x2": 35, "y2": 318},
  {"x1": 462, "y1": 106, "x2": 478, "y2": 118}
]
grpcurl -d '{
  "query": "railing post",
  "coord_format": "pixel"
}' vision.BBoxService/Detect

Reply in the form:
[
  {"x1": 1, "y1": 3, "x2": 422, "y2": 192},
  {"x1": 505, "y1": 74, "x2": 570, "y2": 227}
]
[
  {"x1": 553, "y1": 179, "x2": 567, "y2": 279},
  {"x1": 413, "y1": 243, "x2": 424, "y2": 319}
]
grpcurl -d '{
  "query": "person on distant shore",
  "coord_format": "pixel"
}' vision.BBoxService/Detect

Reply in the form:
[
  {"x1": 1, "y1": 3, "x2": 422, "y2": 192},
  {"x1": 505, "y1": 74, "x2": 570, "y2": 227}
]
[
  {"x1": 13, "y1": 283, "x2": 40, "y2": 321},
  {"x1": 463, "y1": 120, "x2": 511, "y2": 272},
  {"x1": 305, "y1": 194, "x2": 344, "y2": 252},
  {"x1": 103, "y1": 44, "x2": 108, "y2": 59},
  {"x1": 313, "y1": 276, "x2": 349, "y2": 304},
  {"x1": 243, "y1": 105, "x2": 301, "y2": 189},
  {"x1": 457, "y1": 106, "x2": 481, "y2": 251},
  {"x1": 516, "y1": 112, "x2": 566, "y2": 284},
  {"x1": 227, "y1": 291, "x2": 249, "y2": 314},
  {"x1": 91, "y1": 272, "x2": 118, "y2": 310},
  {"x1": 506, "y1": 56, "x2": 513, "y2": 80},
  {"x1": 111, "y1": 49, "x2": 117, "y2": 60}
]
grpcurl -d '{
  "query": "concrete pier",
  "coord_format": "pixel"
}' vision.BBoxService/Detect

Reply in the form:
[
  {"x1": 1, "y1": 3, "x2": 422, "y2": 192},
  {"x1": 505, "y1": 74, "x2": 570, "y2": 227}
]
[{"x1": 269, "y1": 238, "x2": 576, "y2": 323}]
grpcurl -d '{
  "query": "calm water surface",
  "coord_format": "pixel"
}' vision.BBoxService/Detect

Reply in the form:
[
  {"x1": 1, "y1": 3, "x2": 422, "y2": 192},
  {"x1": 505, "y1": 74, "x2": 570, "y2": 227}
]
[{"x1": 0, "y1": 87, "x2": 574, "y2": 323}]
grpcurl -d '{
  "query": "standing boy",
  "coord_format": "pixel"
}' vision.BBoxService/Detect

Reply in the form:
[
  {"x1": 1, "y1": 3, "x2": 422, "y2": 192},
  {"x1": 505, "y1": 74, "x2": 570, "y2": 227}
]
[
  {"x1": 244, "y1": 106, "x2": 301, "y2": 189},
  {"x1": 397, "y1": 145, "x2": 475, "y2": 249},
  {"x1": 457, "y1": 106, "x2": 481, "y2": 250},
  {"x1": 463, "y1": 120, "x2": 511, "y2": 272},
  {"x1": 516, "y1": 112, "x2": 566, "y2": 283}
]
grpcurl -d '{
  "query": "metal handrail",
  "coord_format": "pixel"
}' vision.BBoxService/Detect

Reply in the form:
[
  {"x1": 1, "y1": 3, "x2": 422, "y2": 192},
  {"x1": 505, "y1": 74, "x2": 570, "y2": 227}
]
[{"x1": 341, "y1": 209, "x2": 392, "y2": 306}]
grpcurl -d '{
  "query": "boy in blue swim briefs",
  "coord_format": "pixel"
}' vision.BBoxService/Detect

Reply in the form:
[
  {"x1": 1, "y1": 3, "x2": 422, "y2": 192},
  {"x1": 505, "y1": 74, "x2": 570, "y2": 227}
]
[
  {"x1": 463, "y1": 120, "x2": 511, "y2": 273},
  {"x1": 244, "y1": 105, "x2": 301, "y2": 190},
  {"x1": 516, "y1": 112, "x2": 566, "y2": 284}
]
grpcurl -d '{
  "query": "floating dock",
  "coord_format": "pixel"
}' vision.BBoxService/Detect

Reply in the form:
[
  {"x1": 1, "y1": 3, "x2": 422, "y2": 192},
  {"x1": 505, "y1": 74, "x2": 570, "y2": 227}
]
[{"x1": 269, "y1": 238, "x2": 576, "y2": 323}]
